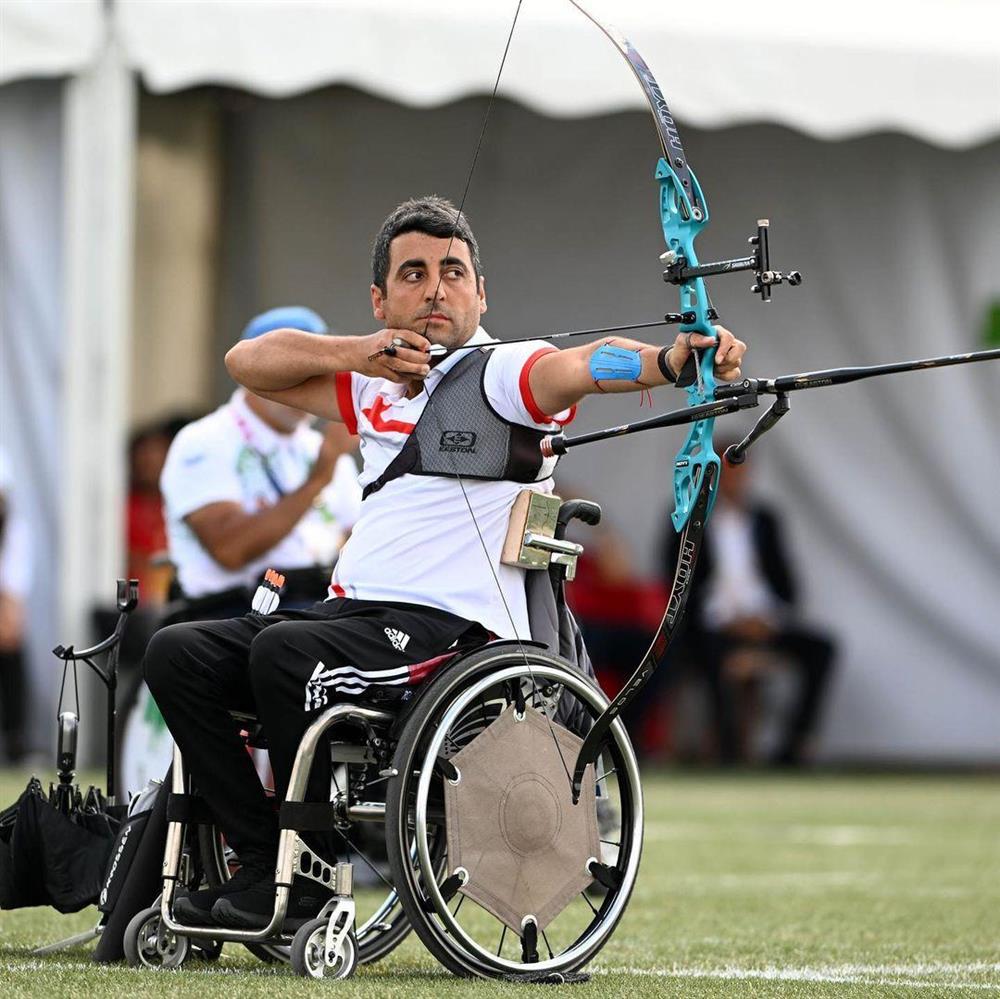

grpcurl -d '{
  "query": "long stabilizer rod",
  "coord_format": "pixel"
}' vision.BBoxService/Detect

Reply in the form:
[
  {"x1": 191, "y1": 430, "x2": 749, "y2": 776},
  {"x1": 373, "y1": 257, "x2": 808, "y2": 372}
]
[
  {"x1": 543, "y1": 348, "x2": 998, "y2": 457},
  {"x1": 718, "y1": 347, "x2": 999, "y2": 464},
  {"x1": 718, "y1": 347, "x2": 1000, "y2": 398}
]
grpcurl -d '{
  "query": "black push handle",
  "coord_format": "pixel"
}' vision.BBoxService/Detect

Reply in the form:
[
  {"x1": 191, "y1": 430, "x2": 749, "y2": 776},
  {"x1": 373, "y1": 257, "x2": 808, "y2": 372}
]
[{"x1": 555, "y1": 499, "x2": 602, "y2": 541}]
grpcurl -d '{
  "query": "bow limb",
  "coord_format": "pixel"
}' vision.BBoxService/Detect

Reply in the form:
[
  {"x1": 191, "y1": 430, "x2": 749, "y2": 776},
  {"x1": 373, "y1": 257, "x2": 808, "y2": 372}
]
[
  {"x1": 555, "y1": 2, "x2": 724, "y2": 800},
  {"x1": 571, "y1": 462, "x2": 716, "y2": 801},
  {"x1": 566, "y1": 2, "x2": 721, "y2": 527}
]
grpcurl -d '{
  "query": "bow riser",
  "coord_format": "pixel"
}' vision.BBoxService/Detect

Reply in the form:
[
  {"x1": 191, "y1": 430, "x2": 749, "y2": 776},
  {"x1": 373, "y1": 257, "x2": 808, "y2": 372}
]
[{"x1": 657, "y1": 158, "x2": 722, "y2": 531}]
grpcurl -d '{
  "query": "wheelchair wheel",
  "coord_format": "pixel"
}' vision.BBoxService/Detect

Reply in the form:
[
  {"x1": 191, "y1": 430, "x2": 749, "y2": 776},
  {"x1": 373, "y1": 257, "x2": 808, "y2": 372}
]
[{"x1": 385, "y1": 645, "x2": 642, "y2": 980}]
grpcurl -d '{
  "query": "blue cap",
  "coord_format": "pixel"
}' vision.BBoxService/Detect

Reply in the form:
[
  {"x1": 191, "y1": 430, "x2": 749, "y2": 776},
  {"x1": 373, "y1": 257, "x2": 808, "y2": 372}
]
[{"x1": 240, "y1": 306, "x2": 328, "y2": 341}]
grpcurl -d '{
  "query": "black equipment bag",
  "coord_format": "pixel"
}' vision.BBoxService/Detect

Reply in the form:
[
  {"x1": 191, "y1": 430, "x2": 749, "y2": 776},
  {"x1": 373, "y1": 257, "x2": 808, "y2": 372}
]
[
  {"x1": 92, "y1": 771, "x2": 171, "y2": 963},
  {"x1": 0, "y1": 777, "x2": 119, "y2": 914},
  {"x1": 97, "y1": 779, "x2": 160, "y2": 915}
]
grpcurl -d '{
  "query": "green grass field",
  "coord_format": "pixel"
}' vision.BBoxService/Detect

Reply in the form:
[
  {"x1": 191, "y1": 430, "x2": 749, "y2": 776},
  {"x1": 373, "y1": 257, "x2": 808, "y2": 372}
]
[{"x1": 2, "y1": 768, "x2": 998, "y2": 997}]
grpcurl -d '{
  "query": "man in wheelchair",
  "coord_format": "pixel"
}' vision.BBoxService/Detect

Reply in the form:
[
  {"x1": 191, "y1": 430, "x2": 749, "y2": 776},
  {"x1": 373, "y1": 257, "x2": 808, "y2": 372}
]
[{"x1": 143, "y1": 195, "x2": 748, "y2": 936}]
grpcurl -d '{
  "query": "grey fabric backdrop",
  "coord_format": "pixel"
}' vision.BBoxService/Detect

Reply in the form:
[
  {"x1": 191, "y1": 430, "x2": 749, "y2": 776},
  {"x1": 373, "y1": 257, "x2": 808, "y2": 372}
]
[
  {"x1": 0, "y1": 80, "x2": 64, "y2": 751},
  {"x1": 219, "y1": 87, "x2": 998, "y2": 760}
]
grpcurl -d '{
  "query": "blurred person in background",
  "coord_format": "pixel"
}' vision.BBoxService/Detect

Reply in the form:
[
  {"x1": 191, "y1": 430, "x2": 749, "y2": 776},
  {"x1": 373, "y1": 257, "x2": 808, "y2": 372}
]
[
  {"x1": 118, "y1": 308, "x2": 362, "y2": 798},
  {"x1": 0, "y1": 448, "x2": 31, "y2": 763},
  {"x1": 126, "y1": 422, "x2": 174, "y2": 607},
  {"x1": 160, "y1": 306, "x2": 362, "y2": 618},
  {"x1": 662, "y1": 443, "x2": 836, "y2": 766}
]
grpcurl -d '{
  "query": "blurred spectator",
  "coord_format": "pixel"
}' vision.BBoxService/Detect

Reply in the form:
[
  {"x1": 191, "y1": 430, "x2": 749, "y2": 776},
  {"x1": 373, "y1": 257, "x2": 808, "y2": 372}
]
[
  {"x1": 160, "y1": 307, "x2": 362, "y2": 617},
  {"x1": 662, "y1": 445, "x2": 836, "y2": 765},
  {"x1": 0, "y1": 448, "x2": 31, "y2": 762},
  {"x1": 118, "y1": 307, "x2": 362, "y2": 797},
  {"x1": 567, "y1": 520, "x2": 668, "y2": 758},
  {"x1": 126, "y1": 422, "x2": 174, "y2": 606}
]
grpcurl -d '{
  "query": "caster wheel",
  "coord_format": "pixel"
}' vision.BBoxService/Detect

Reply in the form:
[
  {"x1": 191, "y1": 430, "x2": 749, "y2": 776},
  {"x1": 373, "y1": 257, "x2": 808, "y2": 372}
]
[
  {"x1": 124, "y1": 905, "x2": 190, "y2": 969},
  {"x1": 290, "y1": 917, "x2": 358, "y2": 979}
]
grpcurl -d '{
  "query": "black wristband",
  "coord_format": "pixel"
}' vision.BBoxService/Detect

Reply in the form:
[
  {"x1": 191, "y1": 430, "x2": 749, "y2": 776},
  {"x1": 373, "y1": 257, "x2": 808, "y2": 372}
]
[{"x1": 656, "y1": 346, "x2": 678, "y2": 383}]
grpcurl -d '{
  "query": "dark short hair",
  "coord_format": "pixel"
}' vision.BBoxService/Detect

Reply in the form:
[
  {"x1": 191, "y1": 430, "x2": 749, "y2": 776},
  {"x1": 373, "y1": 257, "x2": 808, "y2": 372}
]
[{"x1": 371, "y1": 196, "x2": 482, "y2": 292}]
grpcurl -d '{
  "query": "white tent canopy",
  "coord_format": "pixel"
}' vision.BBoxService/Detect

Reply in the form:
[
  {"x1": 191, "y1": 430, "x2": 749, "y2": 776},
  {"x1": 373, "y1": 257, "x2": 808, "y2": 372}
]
[
  {"x1": 3, "y1": 0, "x2": 1000, "y2": 148},
  {"x1": 0, "y1": 0, "x2": 103, "y2": 83}
]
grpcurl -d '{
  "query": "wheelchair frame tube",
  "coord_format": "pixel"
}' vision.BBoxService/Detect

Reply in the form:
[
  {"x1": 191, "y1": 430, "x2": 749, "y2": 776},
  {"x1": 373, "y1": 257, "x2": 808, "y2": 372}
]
[{"x1": 159, "y1": 704, "x2": 394, "y2": 943}]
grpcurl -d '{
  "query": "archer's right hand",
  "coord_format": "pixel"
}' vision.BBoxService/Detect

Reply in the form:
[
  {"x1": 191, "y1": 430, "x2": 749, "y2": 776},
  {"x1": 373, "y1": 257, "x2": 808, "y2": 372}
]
[{"x1": 358, "y1": 329, "x2": 432, "y2": 383}]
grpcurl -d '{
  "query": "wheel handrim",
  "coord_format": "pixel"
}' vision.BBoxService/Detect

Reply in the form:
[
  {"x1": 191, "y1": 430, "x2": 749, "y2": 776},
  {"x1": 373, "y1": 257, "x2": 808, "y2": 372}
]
[{"x1": 410, "y1": 658, "x2": 643, "y2": 976}]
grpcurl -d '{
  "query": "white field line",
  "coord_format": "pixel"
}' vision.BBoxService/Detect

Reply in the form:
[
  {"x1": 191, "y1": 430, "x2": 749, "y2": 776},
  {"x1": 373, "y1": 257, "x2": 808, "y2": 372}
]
[
  {"x1": 595, "y1": 961, "x2": 1000, "y2": 989},
  {"x1": 645, "y1": 868, "x2": 990, "y2": 898},
  {"x1": 2, "y1": 960, "x2": 282, "y2": 976},
  {"x1": 661, "y1": 870, "x2": 869, "y2": 889},
  {"x1": 5, "y1": 958, "x2": 999, "y2": 989},
  {"x1": 644, "y1": 821, "x2": 919, "y2": 846}
]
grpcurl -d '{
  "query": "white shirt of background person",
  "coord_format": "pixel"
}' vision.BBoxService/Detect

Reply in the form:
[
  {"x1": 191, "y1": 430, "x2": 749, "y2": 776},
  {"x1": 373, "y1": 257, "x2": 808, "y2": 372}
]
[{"x1": 159, "y1": 307, "x2": 362, "y2": 598}]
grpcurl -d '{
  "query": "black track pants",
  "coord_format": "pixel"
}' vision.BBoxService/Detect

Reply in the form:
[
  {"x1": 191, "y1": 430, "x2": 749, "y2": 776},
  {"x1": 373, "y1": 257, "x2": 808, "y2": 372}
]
[{"x1": 143, "y1": 598, "x2": 475, "y2": 860}]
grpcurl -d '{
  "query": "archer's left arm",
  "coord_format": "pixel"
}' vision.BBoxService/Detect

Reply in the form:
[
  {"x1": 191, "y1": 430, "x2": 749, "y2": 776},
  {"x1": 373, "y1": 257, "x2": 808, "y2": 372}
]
[{"x1": 529, "y1": 326, "x2": 746, "y2": 416}]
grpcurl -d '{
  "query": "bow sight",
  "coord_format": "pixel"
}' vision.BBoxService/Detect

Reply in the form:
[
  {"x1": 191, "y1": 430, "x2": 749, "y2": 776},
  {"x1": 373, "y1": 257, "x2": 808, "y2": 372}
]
[{"x1": 660, "y1": 219, "x2": 802, "y2": 304}]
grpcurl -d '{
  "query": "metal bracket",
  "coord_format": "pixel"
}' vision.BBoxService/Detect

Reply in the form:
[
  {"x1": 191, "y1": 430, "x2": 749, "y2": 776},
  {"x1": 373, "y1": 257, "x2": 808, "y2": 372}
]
[
  {"x1": 523, "y1": 532, "x2": 584, "y2": 580},
  {"x1": 294, "y1": 836, "x2": 344, "y2": 892},
  {"x1": 501, "y1": 491, "x2": 577, "y2": 570}
]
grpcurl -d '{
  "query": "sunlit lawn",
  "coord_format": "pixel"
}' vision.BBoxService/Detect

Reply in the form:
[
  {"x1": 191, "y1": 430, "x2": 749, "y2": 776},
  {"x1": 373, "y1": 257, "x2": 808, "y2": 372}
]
[{"x1": 2, "y1": 768, "x2": 998, "y2": 997}]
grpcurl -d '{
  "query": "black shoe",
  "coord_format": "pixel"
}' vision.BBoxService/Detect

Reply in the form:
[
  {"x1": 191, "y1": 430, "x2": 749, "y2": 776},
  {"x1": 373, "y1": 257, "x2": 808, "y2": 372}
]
[
  {"x1": 173, "y1": 856, "x2": 274, "y2": 926},
  {"x1": 212, "y1": 876, "x2": 334, "y2": 930}
]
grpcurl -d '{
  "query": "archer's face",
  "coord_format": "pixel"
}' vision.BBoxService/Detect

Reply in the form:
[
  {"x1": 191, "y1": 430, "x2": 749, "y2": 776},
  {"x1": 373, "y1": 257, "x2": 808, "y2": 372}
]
[{"x1": 371, "y1": 231, "x2": 486, "y2": 349}]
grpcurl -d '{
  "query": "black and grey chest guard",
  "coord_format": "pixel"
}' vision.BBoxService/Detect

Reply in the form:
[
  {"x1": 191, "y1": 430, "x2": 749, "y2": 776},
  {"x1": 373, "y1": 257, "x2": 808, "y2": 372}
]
[{"x1": 362, "y1": 348, "x2": 558, "y2": 501}]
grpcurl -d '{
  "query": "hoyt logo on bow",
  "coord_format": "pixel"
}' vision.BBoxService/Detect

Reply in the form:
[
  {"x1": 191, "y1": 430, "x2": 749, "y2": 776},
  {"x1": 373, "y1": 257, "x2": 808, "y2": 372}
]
[{"x1": 439, "y1": 430, "x2": 477, "y2": 453}]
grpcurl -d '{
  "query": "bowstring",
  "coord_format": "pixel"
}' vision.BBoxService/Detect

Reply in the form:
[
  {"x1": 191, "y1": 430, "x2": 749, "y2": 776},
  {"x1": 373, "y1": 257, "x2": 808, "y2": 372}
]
[
  {"x1": 411, "y1": 0, "x2": 575, "y2": 790},
  {"x1": 422, "y1": 318, "x2": 677, "y2": 361}
]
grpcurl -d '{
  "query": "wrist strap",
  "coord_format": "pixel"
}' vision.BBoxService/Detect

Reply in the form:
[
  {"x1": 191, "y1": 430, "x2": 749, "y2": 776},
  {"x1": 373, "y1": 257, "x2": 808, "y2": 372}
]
[{"x1": 656, "y1": 346, "x2": 677, "y2": 383}]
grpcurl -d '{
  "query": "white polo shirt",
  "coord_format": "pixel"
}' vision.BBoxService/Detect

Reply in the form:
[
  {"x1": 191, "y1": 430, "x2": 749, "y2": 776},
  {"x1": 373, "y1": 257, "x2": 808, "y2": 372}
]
[
  {"x1": 161, "y1": 390, "x2": 362, "y2": 597},
  {"x1": 330, "y1": 327, "x2": 576, "y2": 640},
  {"x1": 702, "y1": 503, "x2": 781, "y2": 628}
]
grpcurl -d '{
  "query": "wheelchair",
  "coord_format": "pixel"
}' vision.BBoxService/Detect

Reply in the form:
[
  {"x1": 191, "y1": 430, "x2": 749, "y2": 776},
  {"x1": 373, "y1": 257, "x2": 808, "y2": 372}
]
[{"x1": 124, "y1": 502, "x2": 644, "y2": 982}]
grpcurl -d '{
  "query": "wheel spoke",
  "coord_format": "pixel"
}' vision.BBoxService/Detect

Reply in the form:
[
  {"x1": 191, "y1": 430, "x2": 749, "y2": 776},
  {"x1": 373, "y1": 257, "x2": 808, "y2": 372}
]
[
  {"x1": 335, "y1": 831, "x2": 394, "y2": 891},
  {"x1": 541, "y1": 927, "x2": 555, "y2": 960},
  {"x1": 397, "y1": 653, "x2": 638, "y2": 973}
]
